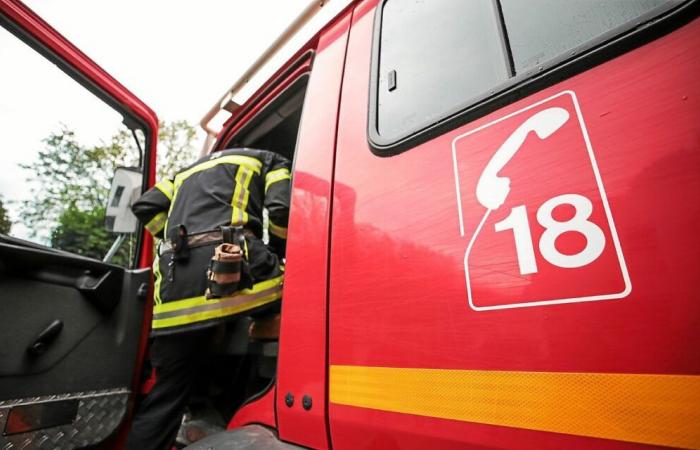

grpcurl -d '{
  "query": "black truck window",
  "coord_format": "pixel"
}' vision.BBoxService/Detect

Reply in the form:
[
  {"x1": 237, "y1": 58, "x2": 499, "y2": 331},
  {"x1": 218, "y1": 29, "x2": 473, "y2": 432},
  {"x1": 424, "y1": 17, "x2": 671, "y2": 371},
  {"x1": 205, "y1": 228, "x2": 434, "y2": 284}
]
[
  {"x1": 369, "y1": 0, "x2": 685, "y2": 154},
  {"x1": 501, "y1": 0, "x2": 669, "y2": 73},
  {"x1": 376, "y1": 0, "x2": 509, "y2": 142}
]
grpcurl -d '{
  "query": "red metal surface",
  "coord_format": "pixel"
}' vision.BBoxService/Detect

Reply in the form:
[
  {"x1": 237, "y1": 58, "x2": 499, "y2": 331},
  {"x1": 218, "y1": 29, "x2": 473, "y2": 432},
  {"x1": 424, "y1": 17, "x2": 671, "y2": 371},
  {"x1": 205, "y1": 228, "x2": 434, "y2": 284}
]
[
  {"x1": 139, "y1": 368, "x2": 156, "y2": 395},
  {"x1": 0, "y1": 2, "x2": 158, "y2": 448},
  {"x1": 328, "y1": 1, "x2": 700, "y2": 448},
  {"x1": 274, "y1": 9, "x2": 353, "y2": 450},
  {"x1": 228, "y1": 386, "x2": 276, "y2": 430}
]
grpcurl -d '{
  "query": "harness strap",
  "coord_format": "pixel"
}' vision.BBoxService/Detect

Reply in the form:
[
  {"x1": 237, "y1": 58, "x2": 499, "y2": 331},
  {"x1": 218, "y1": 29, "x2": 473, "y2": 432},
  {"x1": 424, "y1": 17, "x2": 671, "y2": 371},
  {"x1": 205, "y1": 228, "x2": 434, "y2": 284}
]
[{"x1": 160, "y1": 228, "x2": 255, "y2": 255}]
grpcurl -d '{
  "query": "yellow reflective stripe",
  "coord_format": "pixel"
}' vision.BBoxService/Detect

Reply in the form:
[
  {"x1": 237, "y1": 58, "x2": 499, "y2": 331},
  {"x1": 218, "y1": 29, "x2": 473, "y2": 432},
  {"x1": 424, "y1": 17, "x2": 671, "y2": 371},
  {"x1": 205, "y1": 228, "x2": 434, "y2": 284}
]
[
  {"x1": 153, "y1": 275, "x2": 284, "y2": 314},
  {"x1": 265, "y1": 168, "x2": 291, "y2": 193},
  {"x1": 151, "y1": 290, "x2": 281, "y2": 329},
  {"x1": 231, "y1": 166, "x2": 255, "y2": 226},
  {"x1": 151, "y1": 275, "x2": 284, "y2": 329},
  {"x1": 166, "y1": 154, "x2": 263, "y2": 232},
  {"x1": 330, "y1": 366, "x2": 700, "y2": 449},
  {"x1": 145, "y1": 212, "x2": 167, "y2": 235},
  {"x1": 174, "y1": 155, "x2": 262, "y2": 190},
  {"x1": 154, "y1": 180, "x2": 174, "y2": 200},
  {"x1": 268, "y1": 220, "x2": 287, "y2": 239},
  {"x1": 152, "y1": 256, "x2": 163, "y2": 305}
]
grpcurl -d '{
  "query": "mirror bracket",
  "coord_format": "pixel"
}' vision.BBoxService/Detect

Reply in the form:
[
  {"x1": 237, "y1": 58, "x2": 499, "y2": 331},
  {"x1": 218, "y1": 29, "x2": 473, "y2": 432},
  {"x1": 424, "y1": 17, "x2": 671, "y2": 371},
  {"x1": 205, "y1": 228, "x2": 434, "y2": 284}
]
[{"x1": 105, "y1": 167, "x2": 142, "y2": 234}]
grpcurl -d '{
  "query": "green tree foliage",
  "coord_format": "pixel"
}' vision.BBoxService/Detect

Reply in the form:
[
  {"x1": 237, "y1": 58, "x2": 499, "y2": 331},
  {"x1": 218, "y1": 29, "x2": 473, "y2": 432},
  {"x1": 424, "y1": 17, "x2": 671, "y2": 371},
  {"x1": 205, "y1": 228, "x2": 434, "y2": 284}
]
[
  {"x1": 108, "y1": 119, "x2": 199, "y2": 180},
  {"x1": 19, "y1": 120, "x2": 198, "y2": 264},
  {"x1": 19, "y1": 125, "x2": 138, "y2": 234},
  {"x1": 157, "y1": 119, "x2": 199, "y2": 180},
  {"x1": 50, "y1": 205, "x2": 112, "y2": 259},
  {"x1": 0, "y1": 196, "x2": 11, "y2": 234}
]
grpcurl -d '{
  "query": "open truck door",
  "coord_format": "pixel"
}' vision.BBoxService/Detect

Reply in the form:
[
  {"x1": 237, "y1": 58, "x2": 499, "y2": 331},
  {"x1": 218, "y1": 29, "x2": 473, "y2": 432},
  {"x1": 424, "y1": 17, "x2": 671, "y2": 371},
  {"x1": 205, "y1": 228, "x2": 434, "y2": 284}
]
[{"x1": 0, "y1": 1, "x2": 157, "y2": 448}]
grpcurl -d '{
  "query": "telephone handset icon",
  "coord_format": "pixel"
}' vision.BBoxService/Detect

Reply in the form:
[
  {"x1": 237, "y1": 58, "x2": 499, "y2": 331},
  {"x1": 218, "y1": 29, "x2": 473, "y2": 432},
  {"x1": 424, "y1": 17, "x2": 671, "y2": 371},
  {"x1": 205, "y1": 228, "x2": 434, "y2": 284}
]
[{"x1": 476, "y1": 107, "x2": 570, "y2": 210}]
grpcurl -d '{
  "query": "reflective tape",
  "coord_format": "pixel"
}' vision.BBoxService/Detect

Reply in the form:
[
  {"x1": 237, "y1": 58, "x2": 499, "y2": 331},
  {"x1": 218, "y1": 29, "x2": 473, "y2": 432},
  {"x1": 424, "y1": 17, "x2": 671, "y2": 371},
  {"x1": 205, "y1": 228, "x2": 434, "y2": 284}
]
[
  {"x1": 154, "y1": 179, "x2": 174, "y2": 200},
  {"x1": 152, "y1": 255, "x2": 163, "y2": 305},
  {"x1": 265, "y1": 168, "x2": 291, "y2": 193},
  {"x1": 330, "y1": 365, "x2": 700, "y2": 449},
  {"x1": 154, "y1": 275, "x2": 283, "y2": 313},
  {"x1": 151, "y1": 275, "x2": 283, "y2": 329},
  {"x1": 166, "y1": 154, "x2": 263, "y2": 233},
  {"x1": 231, "y1": 166, "x2": 254, "y2": 226},
  {"x1": 145, "y1": 212, "x2": 167, "y2": 236},
  {"x1": 268, "y1": 220, "x2": 288, "y2": 239},
  {"x1": 174, "y1": 155, "x2": 262, "y2": 189}
]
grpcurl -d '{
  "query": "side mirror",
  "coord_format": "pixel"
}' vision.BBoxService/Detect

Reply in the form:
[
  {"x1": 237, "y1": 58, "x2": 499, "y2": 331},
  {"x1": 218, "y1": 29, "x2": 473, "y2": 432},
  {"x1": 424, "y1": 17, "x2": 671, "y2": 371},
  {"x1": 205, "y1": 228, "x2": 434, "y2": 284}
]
[{"x1": 105, "y1": 167, "x2": 142, "y2": 233}]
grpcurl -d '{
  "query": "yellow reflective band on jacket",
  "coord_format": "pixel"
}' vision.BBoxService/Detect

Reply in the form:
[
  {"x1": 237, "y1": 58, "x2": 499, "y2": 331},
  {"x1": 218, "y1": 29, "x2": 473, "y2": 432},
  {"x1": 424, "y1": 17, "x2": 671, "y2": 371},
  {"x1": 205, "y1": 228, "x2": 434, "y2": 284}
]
[
  {"x1": 265, "y1": 168, "x2": 291, "y2": 193},
  {"x1": 145, "y1": 212, "x2": 167, "y2": 236},
  {"x1": 231, "y1": 166, "x2": 255, "y2": 226},
  {"x1": 151, "y1": 275, "x2": 284, "y2": 330},
  {"x1": 166, "y1": 154, "x2": 263, "y2": 232},
  {"x1": 154, "y1": 179, "x2": 175, "y2": 200},
  {"x1": 153, "y1": 255, "x2": 163, "y2": 305},
  {"x1": 268, "y1": 220, "x2": 288, "y2": 239},
  {"x1": 174, "y1": 155, "x2": 262, "y2": 190}
]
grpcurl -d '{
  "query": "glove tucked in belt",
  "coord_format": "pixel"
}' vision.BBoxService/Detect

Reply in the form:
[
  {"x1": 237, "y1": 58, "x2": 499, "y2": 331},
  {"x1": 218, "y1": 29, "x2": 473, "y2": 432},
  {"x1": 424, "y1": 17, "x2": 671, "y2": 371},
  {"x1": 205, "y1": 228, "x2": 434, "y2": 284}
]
[
  {"x1": 205, "y1": 226, "x2": 255, "y2": 299},
  {"x1": 206, "y1": 243, "x2": 244, "y2": 299}
]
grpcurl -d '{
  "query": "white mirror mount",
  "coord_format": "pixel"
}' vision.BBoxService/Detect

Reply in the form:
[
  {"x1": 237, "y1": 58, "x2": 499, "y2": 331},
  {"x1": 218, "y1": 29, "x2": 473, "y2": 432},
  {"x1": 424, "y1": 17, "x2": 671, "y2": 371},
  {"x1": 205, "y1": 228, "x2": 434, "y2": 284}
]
[{"x1": 105, "y1": 167, "x2": 142, "y2": 234}]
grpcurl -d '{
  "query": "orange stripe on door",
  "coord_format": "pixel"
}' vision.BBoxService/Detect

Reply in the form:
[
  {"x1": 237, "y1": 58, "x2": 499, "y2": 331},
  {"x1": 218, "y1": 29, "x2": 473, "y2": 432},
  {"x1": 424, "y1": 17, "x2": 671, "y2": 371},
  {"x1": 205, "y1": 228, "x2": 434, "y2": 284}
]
[{"x1": 329, "y1": 365, "x2": 700, "y2": 449}]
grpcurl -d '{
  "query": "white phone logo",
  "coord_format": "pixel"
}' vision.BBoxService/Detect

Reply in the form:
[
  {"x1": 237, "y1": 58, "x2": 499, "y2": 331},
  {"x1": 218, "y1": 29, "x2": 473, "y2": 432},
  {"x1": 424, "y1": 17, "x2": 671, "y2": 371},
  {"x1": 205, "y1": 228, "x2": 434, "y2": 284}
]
[
  {"x1": 476, "y1": 107, "x2": 569, "y2": 210},
  {"x1": 471, "y1": 105, "x2": 606, "y2": 277},
  {"x1": 453, "y1": 90, "x2": 631, "y2": 311}
]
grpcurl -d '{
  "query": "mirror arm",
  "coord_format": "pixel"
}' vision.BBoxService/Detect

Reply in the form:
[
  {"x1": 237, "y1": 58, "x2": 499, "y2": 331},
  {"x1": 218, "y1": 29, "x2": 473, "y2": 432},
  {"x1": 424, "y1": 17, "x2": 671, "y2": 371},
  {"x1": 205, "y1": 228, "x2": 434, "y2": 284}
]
[{"x1": 103, "y1": 234, "x2": 127, "y2": 263}]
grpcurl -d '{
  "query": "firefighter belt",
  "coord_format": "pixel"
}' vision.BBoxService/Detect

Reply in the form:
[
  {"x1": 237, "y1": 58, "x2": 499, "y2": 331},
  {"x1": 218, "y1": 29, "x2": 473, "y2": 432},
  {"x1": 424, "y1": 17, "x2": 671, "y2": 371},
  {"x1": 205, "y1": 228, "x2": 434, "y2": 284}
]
[{"x1": 151, "y1": 228, "x2": 283, "y2": 336}]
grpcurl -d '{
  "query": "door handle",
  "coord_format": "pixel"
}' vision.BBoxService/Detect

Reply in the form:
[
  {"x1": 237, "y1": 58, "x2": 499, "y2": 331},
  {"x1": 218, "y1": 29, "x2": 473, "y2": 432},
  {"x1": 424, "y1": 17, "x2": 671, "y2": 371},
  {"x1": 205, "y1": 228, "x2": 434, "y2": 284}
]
[
  {"x1": 27, "y1": 319, "x2": 63, "y2": 356},
  {"x1": 75, "y1": 269, "x2": 123, "y2": 312}
]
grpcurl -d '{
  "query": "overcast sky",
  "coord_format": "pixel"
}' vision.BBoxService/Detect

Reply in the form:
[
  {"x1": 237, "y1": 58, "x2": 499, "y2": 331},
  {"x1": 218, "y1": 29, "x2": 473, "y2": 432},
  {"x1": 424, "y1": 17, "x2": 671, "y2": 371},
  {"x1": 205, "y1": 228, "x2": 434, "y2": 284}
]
[
  {"x1": 1, "y1": 0, "x2": 348, "y2": 240},
  {"x1": 21, "y1": 0, "x2": 314, "y2": 129}
]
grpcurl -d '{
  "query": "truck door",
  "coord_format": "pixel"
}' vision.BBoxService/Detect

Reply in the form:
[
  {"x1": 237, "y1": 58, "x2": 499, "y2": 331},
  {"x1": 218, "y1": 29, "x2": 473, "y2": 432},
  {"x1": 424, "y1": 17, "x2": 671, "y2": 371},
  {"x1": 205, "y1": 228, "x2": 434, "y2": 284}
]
[
  {"x1": 0, "y1": 1, "x2": 157, "y2": 448},
  {"x1": 329, "y1": 1, "x2": 699, "y2": 449}
]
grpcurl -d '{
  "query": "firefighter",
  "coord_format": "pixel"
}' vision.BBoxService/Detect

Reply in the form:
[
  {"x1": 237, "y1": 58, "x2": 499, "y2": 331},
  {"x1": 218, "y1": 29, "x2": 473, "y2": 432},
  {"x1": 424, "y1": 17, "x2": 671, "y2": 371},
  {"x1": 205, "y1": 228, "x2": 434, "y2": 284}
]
[{"x1": 125, "y1": 147, "x2": 291, "y2": 450}]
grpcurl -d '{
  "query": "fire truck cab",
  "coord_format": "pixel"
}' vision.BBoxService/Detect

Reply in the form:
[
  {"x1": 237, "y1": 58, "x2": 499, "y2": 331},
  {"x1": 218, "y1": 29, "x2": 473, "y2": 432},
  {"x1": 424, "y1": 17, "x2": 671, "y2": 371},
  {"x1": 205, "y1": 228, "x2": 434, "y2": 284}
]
[{"x1": 0, "y1": 0, "x2": 698, "y2": 449}]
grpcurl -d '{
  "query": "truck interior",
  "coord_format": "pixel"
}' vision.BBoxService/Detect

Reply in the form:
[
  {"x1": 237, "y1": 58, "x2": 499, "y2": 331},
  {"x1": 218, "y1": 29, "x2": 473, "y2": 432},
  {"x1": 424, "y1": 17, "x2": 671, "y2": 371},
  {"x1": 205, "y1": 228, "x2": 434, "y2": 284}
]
[
  {"x1": 228, "y1": 76, "x2": 309, "y2": 162},
  {"x1": 170, "y1": 60, "x2": 311, "y2": 445}
]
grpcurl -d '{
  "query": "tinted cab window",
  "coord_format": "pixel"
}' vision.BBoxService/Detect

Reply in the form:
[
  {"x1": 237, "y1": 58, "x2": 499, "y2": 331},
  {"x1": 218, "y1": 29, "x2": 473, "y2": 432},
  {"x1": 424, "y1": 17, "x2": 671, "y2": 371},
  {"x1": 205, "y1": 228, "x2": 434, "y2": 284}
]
[{"x1": 370, "y1": 0, "x2": 677, "y2": 151}]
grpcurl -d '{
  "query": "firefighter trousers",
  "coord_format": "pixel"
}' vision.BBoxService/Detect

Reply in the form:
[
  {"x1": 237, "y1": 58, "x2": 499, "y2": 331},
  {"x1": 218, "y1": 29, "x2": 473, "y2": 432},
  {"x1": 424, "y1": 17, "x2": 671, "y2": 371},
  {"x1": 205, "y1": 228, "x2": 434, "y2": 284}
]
[{"x1": 125, "y1": 327, "x2": 216, "y2": 450}]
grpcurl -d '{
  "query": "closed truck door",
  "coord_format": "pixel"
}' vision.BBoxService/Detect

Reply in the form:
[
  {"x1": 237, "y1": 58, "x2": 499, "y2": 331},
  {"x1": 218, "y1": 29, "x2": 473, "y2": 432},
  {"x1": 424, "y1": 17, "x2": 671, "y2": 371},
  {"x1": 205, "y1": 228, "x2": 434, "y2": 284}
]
[{"x1": 329, "y1": 0, "x2": 699, "y2": 449}]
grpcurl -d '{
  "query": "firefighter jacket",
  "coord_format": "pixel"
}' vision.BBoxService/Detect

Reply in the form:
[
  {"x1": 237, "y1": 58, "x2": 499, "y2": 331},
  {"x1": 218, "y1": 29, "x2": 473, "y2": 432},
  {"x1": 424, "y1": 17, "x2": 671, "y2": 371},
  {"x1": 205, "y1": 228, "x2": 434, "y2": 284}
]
[{"x1": 132, "y1": 148, "x2": 291, "y2": 336}]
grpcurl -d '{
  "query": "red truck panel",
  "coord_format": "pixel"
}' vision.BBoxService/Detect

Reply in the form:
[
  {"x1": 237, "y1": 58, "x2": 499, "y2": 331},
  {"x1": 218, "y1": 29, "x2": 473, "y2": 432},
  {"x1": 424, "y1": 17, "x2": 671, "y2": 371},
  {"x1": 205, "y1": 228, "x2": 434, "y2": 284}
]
[
  {"x1": 228, "y1": 386, "x2": 276, "y2": 430},
  {"x1": 275, "y1": 9, "x2": 353, "y2": 450},
  {"x1": 329, "y1": 1, "x2": 699, "y2": 448}
]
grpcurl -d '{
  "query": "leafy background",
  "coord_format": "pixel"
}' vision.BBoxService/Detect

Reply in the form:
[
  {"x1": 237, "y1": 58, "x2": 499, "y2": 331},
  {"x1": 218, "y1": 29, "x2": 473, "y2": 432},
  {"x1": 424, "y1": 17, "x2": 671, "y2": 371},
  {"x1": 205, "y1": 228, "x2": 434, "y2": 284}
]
[{"x1": 4, "y1": 120, "x2": 198, "y2": 266}]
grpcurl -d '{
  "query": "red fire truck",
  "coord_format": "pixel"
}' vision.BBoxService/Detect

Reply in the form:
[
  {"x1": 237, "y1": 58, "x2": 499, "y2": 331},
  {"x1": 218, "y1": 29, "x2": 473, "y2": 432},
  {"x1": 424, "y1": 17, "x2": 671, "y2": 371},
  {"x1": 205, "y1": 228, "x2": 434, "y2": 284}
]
[{"x1": 0, "y1": 0, "x2": 698, "y2": 449}]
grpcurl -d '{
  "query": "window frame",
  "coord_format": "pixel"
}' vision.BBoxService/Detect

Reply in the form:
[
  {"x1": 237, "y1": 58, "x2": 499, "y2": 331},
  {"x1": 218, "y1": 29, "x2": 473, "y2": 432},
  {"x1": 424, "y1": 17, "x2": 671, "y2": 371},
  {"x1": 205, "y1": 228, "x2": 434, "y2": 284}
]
[
  {"x1": 367, "y1": 0, "x2": 697, "y2": 156},
  {"x1": 0, "y1": 12, "x2": 155, "y2": 268}
]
